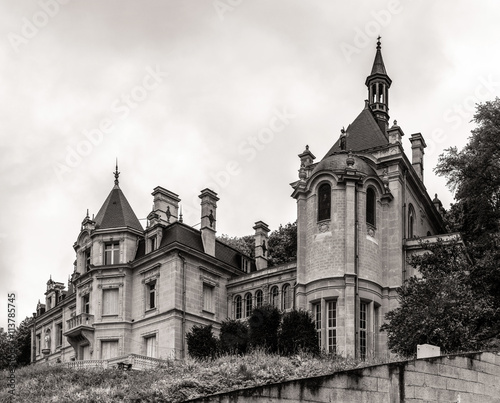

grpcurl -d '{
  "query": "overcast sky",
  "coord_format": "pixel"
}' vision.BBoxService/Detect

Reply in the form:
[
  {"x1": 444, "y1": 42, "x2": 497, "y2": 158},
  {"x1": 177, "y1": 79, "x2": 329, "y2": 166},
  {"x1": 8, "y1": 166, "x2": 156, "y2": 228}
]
[{"x1": 1, "y1": 0, "x2": 499, "y2": 330}]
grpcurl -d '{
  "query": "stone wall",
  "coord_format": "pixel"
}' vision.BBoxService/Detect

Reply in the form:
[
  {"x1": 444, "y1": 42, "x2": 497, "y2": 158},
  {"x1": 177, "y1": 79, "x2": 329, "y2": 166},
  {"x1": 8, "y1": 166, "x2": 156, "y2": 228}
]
[{"x1": 187, "y1": 351, "x2": 500, "y2": 403}]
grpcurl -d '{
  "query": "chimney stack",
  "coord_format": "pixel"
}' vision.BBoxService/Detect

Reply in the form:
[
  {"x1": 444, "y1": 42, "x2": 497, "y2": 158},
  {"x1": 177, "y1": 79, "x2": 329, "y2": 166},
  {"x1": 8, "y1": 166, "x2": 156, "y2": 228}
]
[
  {"x1": 253, "y1": 221, "x2": 270, "y2": 270},
  {"x1": 409, "y1": 133, "x2": 427, "y2": 182},
  {"x1": 150, "y1": 187, "x2": 181, "y2": 226},
  {"x1": 199, "y1": 188, "x2": 219, "y2": 256}
]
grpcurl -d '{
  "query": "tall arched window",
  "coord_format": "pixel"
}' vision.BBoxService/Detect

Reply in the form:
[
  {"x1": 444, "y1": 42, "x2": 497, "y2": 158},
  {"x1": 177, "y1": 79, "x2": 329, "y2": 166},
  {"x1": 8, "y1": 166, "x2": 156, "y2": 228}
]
[
  {"x1": 255, "y1": 290, "x2": 263, "y2": 308},
  {"x1": 318, "y1": 183, "x2": 331, "y2": 221},
  {"x1": 270, "y1": 286, "x2": 279, "y2": 308},
  {"x1": 408, "y1": 204, "x2": 415, "y2": 238},
  {"x1": 366, "y1": 187, "x2": 376, "y2": 227},
  {"x1": 234, "y1": 295, "x2": 242, "y2": 319},
  {"x1": 244, "y1": 293, "x2": 253, "y2": 317},
  {"x1": 282, "y1": 284, "x2": 292, "y2": 310}
]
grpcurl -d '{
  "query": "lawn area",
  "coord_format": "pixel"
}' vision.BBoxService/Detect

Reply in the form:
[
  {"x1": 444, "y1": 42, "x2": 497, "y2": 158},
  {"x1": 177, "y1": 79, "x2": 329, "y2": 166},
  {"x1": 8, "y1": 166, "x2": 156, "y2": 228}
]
[{"x1": 0, "y1": 351, "x2": 389, "y2": 402}]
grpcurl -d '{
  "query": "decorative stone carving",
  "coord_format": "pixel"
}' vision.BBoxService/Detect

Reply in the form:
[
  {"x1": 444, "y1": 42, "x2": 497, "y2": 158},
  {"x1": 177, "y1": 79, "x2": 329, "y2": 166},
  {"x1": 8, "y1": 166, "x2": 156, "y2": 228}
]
[{"x1": 318, "y1": 222, "x2": 330, "y2": 233}]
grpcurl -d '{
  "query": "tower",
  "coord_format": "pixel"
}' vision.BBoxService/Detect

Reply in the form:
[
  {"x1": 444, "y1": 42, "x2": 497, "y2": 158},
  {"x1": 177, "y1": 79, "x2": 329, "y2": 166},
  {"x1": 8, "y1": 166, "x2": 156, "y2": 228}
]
[{"x1": 365, "y1": 37, "x2": 392, "y2": 134}]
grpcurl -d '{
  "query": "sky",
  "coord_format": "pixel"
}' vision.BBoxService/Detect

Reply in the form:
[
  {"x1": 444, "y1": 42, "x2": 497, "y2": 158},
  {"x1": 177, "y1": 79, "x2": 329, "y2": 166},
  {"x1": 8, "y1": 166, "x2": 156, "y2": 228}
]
[{"x1": 1, "y1": 0, "x2": 499, "y2": 330}]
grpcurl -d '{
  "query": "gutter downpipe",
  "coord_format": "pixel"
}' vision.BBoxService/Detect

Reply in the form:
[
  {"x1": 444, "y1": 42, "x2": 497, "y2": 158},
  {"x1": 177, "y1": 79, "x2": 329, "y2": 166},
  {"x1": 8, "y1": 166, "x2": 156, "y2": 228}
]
[
  {"x1": 402, "y1": 169, "x2": 407, "y2": 281},
  {"x1": 354, "y1": 182, "x2": 360, "y2": 359},
  {"x1": 178, "y1": 253, "x2": 187, "y2": 359}
]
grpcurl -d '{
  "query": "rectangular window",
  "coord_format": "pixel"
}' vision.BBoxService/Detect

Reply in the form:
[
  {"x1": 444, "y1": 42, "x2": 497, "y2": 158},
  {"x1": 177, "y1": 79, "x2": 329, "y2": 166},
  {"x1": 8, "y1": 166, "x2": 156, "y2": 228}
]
[
  {"x1": 145, "y1": 280, "x2": 156, "y2": 310},
  {"x1": 203, "y1": 284, "x2": 214, "y2": 312},
  {"x1": 360, "y1": 302, "x2": 367, "y2": 360},
  {"x1": 56, "y1": 323, "x2": 63, "y2": 347},
  {"x1": 47, "y1": 296, "x2": 52, "y2": 310},
  {"x1": 145, "y1": 335, "x2": 157, "y2": 358},
  {"x1": 327, "y1": 301, "x2": 336, "y2": 354},
  {"x1": 84, "y1": 248, "x2": 91, "y2": 271},
  {"x1": 101, "y1": 340, "x2": 119, "y2": 360},
  {"x1": 314, "y1": 303, "x2": 322, "y2": 349},
  {"x1": 82, "y1": 294, "x2": 90, "y2": 314},
  {"x1": 102, "y1": 289, "x2": 119, "y2": 315},
  {"x1": 104, "y1": 242, "x2": 120, "y2": 265},
  {"x1": 36, "y1": 334, "x2": 41, "y2": 355},
  {"x1": 149, "y1": 236, "x2": 157, "y2": 252}
]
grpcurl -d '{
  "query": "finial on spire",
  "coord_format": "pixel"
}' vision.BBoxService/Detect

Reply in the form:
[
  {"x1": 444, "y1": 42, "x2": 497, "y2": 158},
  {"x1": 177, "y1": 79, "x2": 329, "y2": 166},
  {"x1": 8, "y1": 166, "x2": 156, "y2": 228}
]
[
  {"x1": 85, "y1": 209, "x2": 89, "y2": 218},
  {"x1": 376, "y1": 36, "x2": 381, "y2": 49},
  {"x1": 114, "y1": 159, "x2": 120, "y2": 186}
]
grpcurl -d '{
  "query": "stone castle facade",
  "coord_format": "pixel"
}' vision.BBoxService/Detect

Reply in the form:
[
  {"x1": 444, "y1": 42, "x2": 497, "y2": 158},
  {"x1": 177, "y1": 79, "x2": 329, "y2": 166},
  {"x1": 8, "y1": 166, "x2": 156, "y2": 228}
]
[{"x1": 31, "y1": 41, "x2": 450, "y2": 364}]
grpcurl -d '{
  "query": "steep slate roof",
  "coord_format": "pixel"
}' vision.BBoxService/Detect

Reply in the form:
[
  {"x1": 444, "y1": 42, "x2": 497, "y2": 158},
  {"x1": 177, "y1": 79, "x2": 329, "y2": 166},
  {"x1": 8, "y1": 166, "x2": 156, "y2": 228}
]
[
  {"x1": 323, "y1": 104, "x2": 388, "y2": 157},
  {"x1": 134, "y1": 221, "x2": 250, "y2": 271},
  {"x1": 94, "y1": 185, "x2": 143, "y2": 232}
]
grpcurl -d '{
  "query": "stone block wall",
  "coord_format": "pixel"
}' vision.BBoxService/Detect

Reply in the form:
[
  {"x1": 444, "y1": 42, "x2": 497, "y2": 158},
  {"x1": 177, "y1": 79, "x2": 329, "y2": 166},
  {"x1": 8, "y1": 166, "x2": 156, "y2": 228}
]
[{"x1": 186, "y1": 352, "x2": 500, "y2": 403}]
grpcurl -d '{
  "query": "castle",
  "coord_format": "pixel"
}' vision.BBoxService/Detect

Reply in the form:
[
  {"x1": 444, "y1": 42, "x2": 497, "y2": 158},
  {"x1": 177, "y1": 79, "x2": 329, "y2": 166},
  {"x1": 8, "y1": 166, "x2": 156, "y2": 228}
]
[{"x1": 31, "y1": 40, "x2": 449, "y2": 364}]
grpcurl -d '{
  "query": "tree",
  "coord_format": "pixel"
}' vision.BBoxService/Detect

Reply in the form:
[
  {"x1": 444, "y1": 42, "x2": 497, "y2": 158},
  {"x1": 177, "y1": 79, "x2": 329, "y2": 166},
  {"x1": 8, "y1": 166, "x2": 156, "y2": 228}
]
[
  {"x1": 186, "y1": 324, "x2": 218, "y2": 360},
  {"x1": 15, "y1": 317, "x2": 34, "y2": 366},
  {"x1": 217, "y1": 234, "x2": 255, "y2": 259},
  {"x1": 381, "y1": 239, "x2": 497, "y2": 356},
  {"x1": 268, "y1": 222, "x2": 297, "y2": 266},
  {"x1": 248, "y1": 305, "x2": 281, "y2": 353},
  {"x1": 218, "y1": 319, "x2": 248, "y2": 355},
  {"x1": 435, "y1": 98, "x2": 500, "y2": 249},
  {"x1": 278, "y1": 310, "x2": 319, "y2": 356}
]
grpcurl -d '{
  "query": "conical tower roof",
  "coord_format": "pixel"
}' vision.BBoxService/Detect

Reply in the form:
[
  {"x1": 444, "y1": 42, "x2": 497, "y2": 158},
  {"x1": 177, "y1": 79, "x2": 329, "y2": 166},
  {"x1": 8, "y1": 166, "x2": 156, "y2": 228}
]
[{"x1": 94, "y1": 164, "x2": 143, "y2": 232}]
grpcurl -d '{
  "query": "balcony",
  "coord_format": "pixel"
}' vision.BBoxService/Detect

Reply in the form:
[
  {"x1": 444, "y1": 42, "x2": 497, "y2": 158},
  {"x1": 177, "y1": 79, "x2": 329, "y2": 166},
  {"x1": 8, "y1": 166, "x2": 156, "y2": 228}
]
[{"x1": 64, "y1": 313, "x2": 94, "y2": 338}]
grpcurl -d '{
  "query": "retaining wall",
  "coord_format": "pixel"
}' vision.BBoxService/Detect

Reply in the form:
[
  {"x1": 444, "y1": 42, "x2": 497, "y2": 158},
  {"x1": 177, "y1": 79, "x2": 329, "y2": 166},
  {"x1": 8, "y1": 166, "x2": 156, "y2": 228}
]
[{"x1": 187, "y1": 351, "x2": 500, "y2": 403}]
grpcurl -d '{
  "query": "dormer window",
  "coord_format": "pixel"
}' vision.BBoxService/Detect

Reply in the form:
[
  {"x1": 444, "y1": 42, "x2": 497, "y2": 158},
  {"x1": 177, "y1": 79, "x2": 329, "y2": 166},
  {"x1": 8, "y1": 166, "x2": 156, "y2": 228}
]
[
  {"x1": 149, "y1": 236, "x2": 157, "y2": 252},
  {"x1": 104, "y1": 242, "x2": 120, "y2": 265},
  {"x1": 318, "y1": 183, "x2": 331, "y2": 221}
]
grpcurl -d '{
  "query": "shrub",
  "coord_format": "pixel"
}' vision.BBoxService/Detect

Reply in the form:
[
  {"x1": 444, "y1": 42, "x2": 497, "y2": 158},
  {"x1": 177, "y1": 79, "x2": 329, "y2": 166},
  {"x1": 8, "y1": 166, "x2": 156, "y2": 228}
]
[
  {"x1": 248, "y1": 305, "x2": 281, "y2": 353},
  {"x1": 278, "y1": 309, "x2": 320, "y2": 356},
  {"x1": 186, "y1": 324, "x2": 217, "y2": 360},
  {"x1": 219, "y1": 319, "x2": 249, "y2": 355}
]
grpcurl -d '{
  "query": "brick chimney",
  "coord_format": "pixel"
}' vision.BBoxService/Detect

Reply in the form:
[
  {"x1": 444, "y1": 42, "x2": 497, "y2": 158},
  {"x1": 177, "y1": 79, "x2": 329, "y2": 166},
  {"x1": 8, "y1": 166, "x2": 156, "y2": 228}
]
[
  {"x1": 150, "y1": 186, "x2": 181, "y2": 226},
  {"x1": 253, "y1": 221, "x2": 270, "y2": 270},
  {"x1": 409, "y1": 133, "x2": 427, "y2": 182},
  {"x1": 199, "y1": 188, "x2": 219, "y2": 256}
]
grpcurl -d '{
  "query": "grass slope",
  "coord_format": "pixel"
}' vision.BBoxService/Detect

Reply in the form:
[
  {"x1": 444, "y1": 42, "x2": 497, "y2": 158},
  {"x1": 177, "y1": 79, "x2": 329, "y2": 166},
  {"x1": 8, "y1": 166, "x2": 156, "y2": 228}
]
[{"x1": 0, "y1": 351, "x2": 390, "y2": 402}]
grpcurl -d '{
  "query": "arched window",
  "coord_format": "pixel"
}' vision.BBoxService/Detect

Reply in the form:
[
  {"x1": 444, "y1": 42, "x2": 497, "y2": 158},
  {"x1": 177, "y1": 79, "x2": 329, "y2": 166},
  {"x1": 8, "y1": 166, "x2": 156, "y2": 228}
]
[
  {"x1": 318, "y1": 183, "x2": 331, "y2": 221},
  {"x1": 235, "y1": 295, "x2": 242, "y2": 319},
  {"x1": 282, "y1": 284, "x2": 292, "y2": 310},
  {"x1": 270, "y1": 286, "x2": 279, "y2": 308},
  {"x1": 255, "y1": 290, "x2": 263, "y2": 308},
  {"x1": 366, "y1": 187, "x2": 376, "y2": 227},
  {"x1": 408, "y1": 204, "x2": 415, "y2": 238},
  {"x1": 244, "y1": 293, "x2": 253, "y2": 317}
]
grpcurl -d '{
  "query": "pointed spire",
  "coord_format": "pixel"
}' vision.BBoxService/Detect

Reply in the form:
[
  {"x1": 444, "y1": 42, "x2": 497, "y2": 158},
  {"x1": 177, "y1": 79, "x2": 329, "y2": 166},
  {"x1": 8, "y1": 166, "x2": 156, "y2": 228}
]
[
  {"x1": 370, "y1": 36, "x2": 388, "y2": 75},
  {"x1": 114, "y1": 159, "x2": 120, "y2": 188}
]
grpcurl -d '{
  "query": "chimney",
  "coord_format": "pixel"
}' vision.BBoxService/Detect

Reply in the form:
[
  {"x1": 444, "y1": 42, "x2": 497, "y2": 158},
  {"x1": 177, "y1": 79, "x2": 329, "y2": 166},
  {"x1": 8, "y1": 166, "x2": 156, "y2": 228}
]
[
  {"x1": 387, "y1": 120, "x2": 405, "y2": 144},
  {"x1": 409, "y1": 133, "x2": 427, "y2": 182},
  {"x1": 253, "y1": 221, "x2": 270, "y2": 270},
  {"x1": 150, "y1": 187, "x2": 181, "y2": 226},
  {"x1": 199, "y1": 188, "x2": 219, "y2": 256}
]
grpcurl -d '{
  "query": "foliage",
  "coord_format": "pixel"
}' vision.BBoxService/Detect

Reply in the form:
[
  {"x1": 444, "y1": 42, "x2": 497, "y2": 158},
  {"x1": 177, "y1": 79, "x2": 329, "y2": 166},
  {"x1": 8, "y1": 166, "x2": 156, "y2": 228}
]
[
  {"x1": 0, "y1": 350, "x2": 388, "y2": 403},
  {"x1": 217, "y1": 234, "x2": 255, "y2": 259},
  {"x1": 435, "y1": 98, "x2": 500, "y2": 248},
  {"x1": 248, "y1": 305, "x2": 281, "y2": 353},
  {"x1": 381, "y1": 239, "x2": 497, "y2": 356},
  {"x1": 278, "y1": 310, "x2": 320, "y2": 356},
  {"x1": 186, "y1": 324, "x2": 218, "y2": 360},
  {"x1": 268, "y1": 222, "x2": 297, "y2": 266},
  {"x1": 15, "y1": 317, "x2": 34, "y2": 367},
  {"x1": 219, "y1": 319, "x2": 249, "y2": 355}
]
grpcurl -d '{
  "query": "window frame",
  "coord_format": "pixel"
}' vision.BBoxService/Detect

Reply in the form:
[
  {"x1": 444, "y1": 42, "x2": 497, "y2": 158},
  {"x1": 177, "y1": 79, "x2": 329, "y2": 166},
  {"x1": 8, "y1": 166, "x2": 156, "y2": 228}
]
[
  {"x1": 313, "y1": 302, "x2": 322, "y2": 349},
  {"x1": 282, "y1": 284, "x2": 292, "y2": 310},
  {"x1": 270, "y1": 286, "x2": 279, "y2": 308},
  {"x1": 255, "y1": 290, "x2": 263, "y2": 308},
  {"x1": 317, "y1": 182, "x2": 332, "y2": 222},
  {"x1": 244, "y1": 292, "x2": 253, "y2": 317},
  {"x1": 327, "y1": 300, "x2": 337, "y2": 354},
  {"x1": 104, "y1": 242, "x2": 120, "y2": 265},
  {"x1": 82, "y1": 294, "x2": 90, "y2": 314},
  {"x1": 366, "y1": 187, "x2": 376, "y2": 227},
  {"x1": 203, "y1": 283, "x2": 214, "y2": 313},
  {"x1": 234, "y1": 295, "x2": 242, "y2": 319}
]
